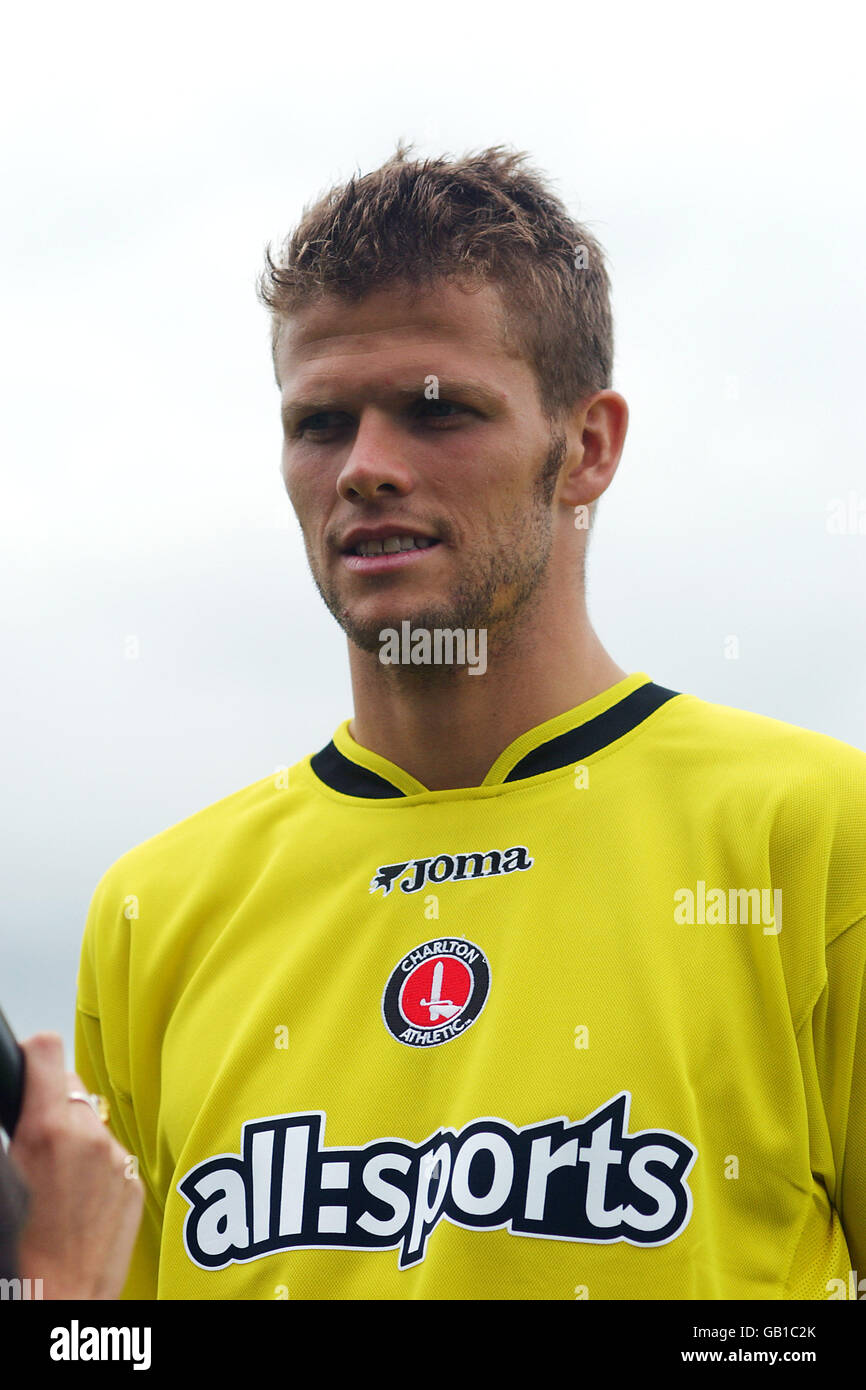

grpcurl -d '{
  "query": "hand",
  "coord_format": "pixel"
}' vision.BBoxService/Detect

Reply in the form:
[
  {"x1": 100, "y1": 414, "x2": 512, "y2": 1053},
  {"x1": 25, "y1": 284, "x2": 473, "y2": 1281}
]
[{"x1": 9, "y1": 1032, "x2": 144, "y2": 1299}]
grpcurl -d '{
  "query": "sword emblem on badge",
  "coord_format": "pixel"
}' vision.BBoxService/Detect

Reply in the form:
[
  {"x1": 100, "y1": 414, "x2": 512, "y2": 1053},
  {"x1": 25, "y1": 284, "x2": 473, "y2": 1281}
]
[{"x1": 420, "y1": 960, "x2": 461, "y2": 1021}]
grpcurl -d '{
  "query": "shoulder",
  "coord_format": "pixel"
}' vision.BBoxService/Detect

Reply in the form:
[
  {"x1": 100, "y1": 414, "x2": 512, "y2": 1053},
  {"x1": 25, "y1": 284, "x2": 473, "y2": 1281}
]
[
  {"x1": 659, "y1": 687, "x2": 866, "y2": 791},
  {"x1": 81, "y1": 759, "x2": 312, "y2": 950},
  {"x1": 660, "y1": 690, "x2": 866, "y2": 938},
  {"x1": 77, "y1": 761, "x2": 315, "y2": 1014},
  {"x1": 101, "y1": 770, "x2": 280, "y2": 882}
]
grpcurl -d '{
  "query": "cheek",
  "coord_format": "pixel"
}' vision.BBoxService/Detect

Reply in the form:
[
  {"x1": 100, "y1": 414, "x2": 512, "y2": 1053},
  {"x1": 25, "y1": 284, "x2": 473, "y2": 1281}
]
[
  {"x1": 282, "y1": 458, "x2": 318, "y2": 516},
  {"x1": 283, "y1": 471, "x2": 340, "y2": 556}
]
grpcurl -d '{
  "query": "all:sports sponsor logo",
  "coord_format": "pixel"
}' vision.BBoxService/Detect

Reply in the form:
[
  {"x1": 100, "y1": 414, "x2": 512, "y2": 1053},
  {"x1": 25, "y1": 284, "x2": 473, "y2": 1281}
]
[{"x1": 178, "y1": 1093, "x2": 697, "y2": 1272}]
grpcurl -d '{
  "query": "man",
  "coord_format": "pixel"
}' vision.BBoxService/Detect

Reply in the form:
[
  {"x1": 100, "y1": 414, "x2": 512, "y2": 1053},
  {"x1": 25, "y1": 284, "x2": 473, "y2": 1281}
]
[{"x1": 75, "y1": 145, "x2": 866, "y2": 1299}]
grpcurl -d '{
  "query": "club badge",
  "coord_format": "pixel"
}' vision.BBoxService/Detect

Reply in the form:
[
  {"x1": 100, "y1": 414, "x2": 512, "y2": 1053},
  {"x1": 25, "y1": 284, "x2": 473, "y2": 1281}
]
[{"x1": 382, "y1": 937, "x2": 490, "y2": 1048}]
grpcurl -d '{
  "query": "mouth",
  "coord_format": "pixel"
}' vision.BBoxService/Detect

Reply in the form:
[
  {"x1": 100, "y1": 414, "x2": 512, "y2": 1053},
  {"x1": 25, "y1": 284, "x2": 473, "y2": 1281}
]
[{"x1": 341, "y1": 534, "x2": 443, "y2": 574}]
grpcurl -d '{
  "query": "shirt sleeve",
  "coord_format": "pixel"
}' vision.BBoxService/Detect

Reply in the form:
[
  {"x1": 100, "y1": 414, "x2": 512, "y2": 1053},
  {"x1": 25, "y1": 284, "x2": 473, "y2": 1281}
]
[
  {"x1": 806, "y1": 913, "x2": 866, "y2": 1278},
  {"x1": 74, "y1": 873, "x2": 162, "y2": 1301},
  {"x1": 74, "y1": 1005, "x2": 161, "y2": 1300}
]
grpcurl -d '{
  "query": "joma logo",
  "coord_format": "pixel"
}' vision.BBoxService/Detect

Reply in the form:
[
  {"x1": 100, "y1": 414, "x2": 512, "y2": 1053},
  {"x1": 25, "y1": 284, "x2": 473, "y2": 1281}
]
[{"x1": 370, "y1": 845, "x2": 534, "y2": 896}]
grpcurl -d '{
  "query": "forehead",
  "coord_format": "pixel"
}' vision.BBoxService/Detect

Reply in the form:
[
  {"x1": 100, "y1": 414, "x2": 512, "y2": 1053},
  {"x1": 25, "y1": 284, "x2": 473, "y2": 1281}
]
[{"x1": 274, "y1": 278, "x2": 526, "y2": 396}]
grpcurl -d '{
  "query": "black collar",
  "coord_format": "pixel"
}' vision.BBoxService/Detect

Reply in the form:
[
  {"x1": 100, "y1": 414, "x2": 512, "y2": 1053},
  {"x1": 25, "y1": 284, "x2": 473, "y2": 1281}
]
[{"x1": 310, "y1": 681, "x2": 680, "y2": 799}]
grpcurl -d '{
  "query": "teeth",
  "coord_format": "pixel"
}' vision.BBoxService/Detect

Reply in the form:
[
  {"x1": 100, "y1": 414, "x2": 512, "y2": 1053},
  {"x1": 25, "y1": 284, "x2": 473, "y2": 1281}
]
[{"x1": 355, "y1": 535, "x2": 435, "y2": 556}]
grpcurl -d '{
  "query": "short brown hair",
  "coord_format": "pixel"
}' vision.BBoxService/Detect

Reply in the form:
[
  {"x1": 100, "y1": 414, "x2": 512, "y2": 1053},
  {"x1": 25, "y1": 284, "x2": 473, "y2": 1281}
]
[{"x1": 258, "y1": 142, "x2": 614, "y2": 424}]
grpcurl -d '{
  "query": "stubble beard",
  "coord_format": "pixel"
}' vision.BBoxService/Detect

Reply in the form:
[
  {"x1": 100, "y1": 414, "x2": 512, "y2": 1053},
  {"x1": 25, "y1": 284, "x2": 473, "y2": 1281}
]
[{"x1": 306, "y1": 430, "x2": 567, "y2": 674}]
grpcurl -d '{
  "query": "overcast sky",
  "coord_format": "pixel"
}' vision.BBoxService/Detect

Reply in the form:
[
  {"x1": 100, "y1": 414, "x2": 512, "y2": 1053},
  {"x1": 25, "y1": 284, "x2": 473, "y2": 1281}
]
[{"x1": 2, "y1": 0, "x2": 865, "y2": 1059}]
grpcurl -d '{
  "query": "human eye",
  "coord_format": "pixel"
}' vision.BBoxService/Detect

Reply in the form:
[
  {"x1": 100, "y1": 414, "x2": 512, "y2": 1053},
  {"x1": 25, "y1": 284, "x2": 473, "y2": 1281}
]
[
  {"x1": 413, "y1": 398, "x2": 469, "y2": 425},
  {"x1": 292, "y1": 411, "x2": 347, "y2": 439}
]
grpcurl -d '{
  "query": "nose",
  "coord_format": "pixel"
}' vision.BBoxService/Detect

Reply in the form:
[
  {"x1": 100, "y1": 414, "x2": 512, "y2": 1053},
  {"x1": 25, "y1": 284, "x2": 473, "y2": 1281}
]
[{"x1": 336, "y1": 409, "x2": 414, "y2": 502}]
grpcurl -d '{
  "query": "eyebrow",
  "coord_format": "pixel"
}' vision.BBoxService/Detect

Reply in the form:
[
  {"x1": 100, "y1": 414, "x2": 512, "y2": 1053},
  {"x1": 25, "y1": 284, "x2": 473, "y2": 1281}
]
[{"x1": 280, "y1": 377, "x2": 503, "y2": 428}]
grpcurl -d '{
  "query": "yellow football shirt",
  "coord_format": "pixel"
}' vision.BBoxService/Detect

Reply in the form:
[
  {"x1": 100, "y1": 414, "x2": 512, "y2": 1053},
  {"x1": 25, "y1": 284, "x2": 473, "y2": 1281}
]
[{"x1": 74, "y1": 672, "x2": 866, "y2": 1299}]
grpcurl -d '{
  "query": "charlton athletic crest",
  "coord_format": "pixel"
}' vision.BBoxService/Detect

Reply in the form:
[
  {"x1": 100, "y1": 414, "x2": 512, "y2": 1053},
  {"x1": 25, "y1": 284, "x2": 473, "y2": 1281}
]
[{"x1": 382, "y1": 938, "x2": 490, "y2": 1048}]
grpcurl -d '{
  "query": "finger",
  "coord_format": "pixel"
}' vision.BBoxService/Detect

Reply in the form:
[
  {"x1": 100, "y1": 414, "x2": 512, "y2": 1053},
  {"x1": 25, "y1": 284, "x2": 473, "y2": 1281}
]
[
  {"x1": 64, "y1": 1072, "x2": 109, "y2": 1127},
  {"x1": 17, "y1": 1033, "x2": 69, "y2": 1120}
]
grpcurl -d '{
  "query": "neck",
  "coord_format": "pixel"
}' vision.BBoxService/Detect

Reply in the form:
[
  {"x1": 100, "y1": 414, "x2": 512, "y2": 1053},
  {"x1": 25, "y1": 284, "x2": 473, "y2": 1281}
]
[{"x1": 346, "y1": 597, "x2": 626, "y2": 791}]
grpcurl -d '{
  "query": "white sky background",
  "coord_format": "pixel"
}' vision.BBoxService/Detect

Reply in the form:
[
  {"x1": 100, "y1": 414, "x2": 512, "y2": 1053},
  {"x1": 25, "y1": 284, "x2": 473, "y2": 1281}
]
[{"x1": 2, "y1": 0, "x2": 865, "y2": 1058}]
